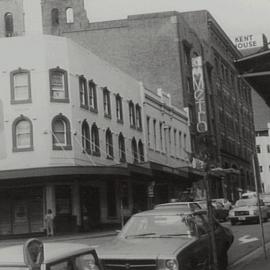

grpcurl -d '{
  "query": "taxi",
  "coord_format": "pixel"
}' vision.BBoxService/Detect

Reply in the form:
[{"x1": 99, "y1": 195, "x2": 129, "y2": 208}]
[{"x1": 0, "y1": 238, "x2": 102, "y2": 270}]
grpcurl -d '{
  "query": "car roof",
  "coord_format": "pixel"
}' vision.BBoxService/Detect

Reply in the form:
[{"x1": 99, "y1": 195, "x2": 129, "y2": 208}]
[
  {"x1": 0, "y1": 242, "x2": 92, "y2": 265},
  {"x1": 133, "y1": 208, "x2": 206, "y2": 217}
]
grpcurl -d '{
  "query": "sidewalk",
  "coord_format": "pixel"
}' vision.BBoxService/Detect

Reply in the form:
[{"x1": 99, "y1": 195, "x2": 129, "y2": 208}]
[
  {"x1": 0, "y1": 229, "x2": 117, "y2": 248},
  {"x1": 229, "y1": 244, "x2": 270, "y2": 270}
]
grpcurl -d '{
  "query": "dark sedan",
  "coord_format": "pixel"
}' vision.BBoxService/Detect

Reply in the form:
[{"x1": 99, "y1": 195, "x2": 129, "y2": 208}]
[{"x1": 96, "y1": 208, "x2": 234, "y2": 270}]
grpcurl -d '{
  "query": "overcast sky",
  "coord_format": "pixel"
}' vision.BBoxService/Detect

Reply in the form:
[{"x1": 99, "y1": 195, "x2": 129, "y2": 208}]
[{"x1": 84, "y1": 0, "x2": 270, "y2": 43}]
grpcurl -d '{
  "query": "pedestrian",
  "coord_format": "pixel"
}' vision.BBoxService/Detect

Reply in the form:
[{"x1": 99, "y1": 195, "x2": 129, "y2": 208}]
[
  {"x1": 223, "y1": 199, "x2": 232, "y2": 210},
  {"x1": 44, "y1": 209, "x2": 54, "y2": 237}
]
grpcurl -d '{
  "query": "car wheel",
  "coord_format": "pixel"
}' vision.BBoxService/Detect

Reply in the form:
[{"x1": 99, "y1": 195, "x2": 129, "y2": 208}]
[
  {"x1": 218, "y1": 248, "x2": 228, "y2": 270},
  {"x1": 231, "y1": 220, "x2": 236, "y2": 226}
]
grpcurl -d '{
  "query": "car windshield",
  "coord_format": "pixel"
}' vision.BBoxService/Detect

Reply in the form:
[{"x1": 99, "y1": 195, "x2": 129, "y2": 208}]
[
  {"x1": 119, "y1": 214, "x2": 195, "y2": 238},
  {"x1": 235, "y1": 199, "x2": 257, "y2": 207}
]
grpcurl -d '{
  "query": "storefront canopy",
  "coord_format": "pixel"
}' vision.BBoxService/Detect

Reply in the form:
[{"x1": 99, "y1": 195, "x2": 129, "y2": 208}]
[{"x1": 235, "y1": 49, "x2": 270, "y2": 106}]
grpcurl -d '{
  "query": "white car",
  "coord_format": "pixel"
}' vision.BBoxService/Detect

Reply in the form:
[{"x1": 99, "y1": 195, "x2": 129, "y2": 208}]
[
  {"x1": 0, "y1": 238, "x2": 102, "y2": 270},
  {"x1": 229, "y1": 198, "x2": 268, "y2": 225}
]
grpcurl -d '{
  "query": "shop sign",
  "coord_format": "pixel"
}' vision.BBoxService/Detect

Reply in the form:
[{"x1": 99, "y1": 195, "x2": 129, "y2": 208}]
[
  {"x1": 234, "y1": 34, "x2": 262, "y2": 50},
  {"x1": 192, "y1": 56, "x2": 208, "y2": 133}
]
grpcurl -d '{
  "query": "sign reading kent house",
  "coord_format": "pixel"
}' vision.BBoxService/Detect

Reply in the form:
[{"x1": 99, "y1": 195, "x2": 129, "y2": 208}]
[
  {"x1": 192, "y1": 56, "x2": 207, "y2": 133},
  {"x1": 234, "y1": 34, "x2": 261, "y2": 50}
]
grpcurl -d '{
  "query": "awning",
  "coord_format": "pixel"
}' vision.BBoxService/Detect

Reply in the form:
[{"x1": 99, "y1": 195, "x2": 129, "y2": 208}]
[{"x1": 234, "y1": 49, "x2": 270, "y2": 106}]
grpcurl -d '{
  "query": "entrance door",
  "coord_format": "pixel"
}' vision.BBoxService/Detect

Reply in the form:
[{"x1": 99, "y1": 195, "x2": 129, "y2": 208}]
[{"x1": 80, "y1": 186, "x2": 101, "y2": 231}]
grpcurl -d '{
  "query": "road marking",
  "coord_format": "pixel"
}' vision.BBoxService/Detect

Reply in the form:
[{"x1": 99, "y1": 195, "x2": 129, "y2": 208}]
[{"x1": 238, "y1": 235, "x2": 259, "y2": 244}]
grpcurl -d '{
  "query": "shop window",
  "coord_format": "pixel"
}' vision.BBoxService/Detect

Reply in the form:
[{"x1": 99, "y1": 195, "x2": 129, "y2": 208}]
[
  {"x1": 131, "y1": 137, "x2": 138, "y2": 163},
  {"x1": 135, "y1": 104, "x2": 142, "y2": 130},
  {"x1": 12, "y1": 116, "x2": 33, "y2": 152},
  {"x1": 5, "y1": 12, "x2": 13, "y2": 37},
  {"x1": 66, "y1": 7, "x2": 74, "y2": 24},
  {"x1": 89, "y1": 80, "x2": 98, "y2": 112},
  {"x1": 10, "y1": 69, "x2": 31, "y2": 104},
  {"x1": 103, "y1": 87, "x2": 111, "y2": 118},
  {"x1": 116, "y1": 94, "x2": 123, "y2": 123},
  {"x1": 91, "y1": 123, "x2": 100, "y2": 156},
  {"x1": 51, "y1": 114, "x2": 72, "y2": 150},
  {"x1": 49, "y1": 67, "x2": 69, "y2": 102},
  {"x1": 129, "y1": 101, "x2": 135, "y2": 128},
  {"x1": 55, "y1": 185, "x2": 72, "y2": 215},
  {"x1": 107, "y1": 181, "x2": 117, "y2": 218},
  {"x1": 138, "y1": 140, "x2": 144, "y2": 162},
  {"x1": 79, "y1": 75, "x2": 88, "y2": 108},
  {"x1": 118, "y1": 133, "x2": 126, "y2": 163},
  {"x1": 105, "y1": 128, "x2": 113, "y2": 159},
  {"x1": 82, "y1": 120, "x2": 90, "y2": 153},
  {"x1": 51, "y1": 8, "x2": 59, "y2": 26}
]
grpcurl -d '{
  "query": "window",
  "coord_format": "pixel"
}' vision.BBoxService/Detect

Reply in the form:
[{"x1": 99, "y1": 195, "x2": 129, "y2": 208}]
[
  {"x1": 79, "y1": 76, "x2": 88, "y2": 108},
  {"x1": 51, "y1": 8, "x2": 59, "y2": 26},
  {"x1": 5, "y1": 12, "x2": 13, "y2": 37},
  {"x1": 12, "y1": 116, "x2": 33, "y2": 152},
  {"x1": 89, "y1": 80, "x2": 97, "y2": 112},
  {"x1": 184, "y1": 133, "x2": 187, "y2": 152},
  {"x1": 260, "y1": 166, "x2": 263, "y2": 173},
  {"x1": 256, "y1": 145, "x2": 261, "y2": 154},
  {"x1": 138, "y1": 140, "x2": 144, "y2": 162},
  {"x1": 103, "y1": 87, "x2": 111, "y2": 118},
  {"x1": 116, "y1": 94, "x2": 123, "y2": 123},
  {"x1": 179, "y1": 131, "x2": 182, "y2": 156},
  {"x1": 168, "y1": 127, "x2": 171, "y2": 154},
  {"x1": 91, "y1": 123, "x2": 100, "y2": 156},
  {"x1": 51, "y1": 114, "x2": 72, "y2": 150},
  {"x1": 159, "y1": 122, "x2": 163, "y2": 151},
  {"x1": 105, "y1": 128, "x2": 113, "y2": 159},
  {"x1": 131, "y1": 138, "x2": 138, "y2": 163},
  {"x1": 147, "y1": 116, "x2": 150, "y2": 147},
  {"x1": 129, "y1": 101, "x2": 135, "y2": 127},
  {"x1": 174, "y1": 129, "x2": 177, "y2": 156},
  {"x1": 49, "y1": 68, "x2": 69, "y2": 102},
  {"x1": 10, "y1": 69, "x2": 31, "y2": 104},
  {"x1": 267, "y1": 145, "x2": 270, "y2": 153},
  {"x1": 135, "y1": 104, "x2": 142, "y2": 130},
  {"x1": 66, "y1": 7, "x2": 74, "y2": 23},
  {"x1": 118, "y1": 133, "x2": 126, "y2": 162},
  {"x1": 153, "y1": 119, "x2": 157, "y2": 150},
  {"x1": 82, "y1": 120, "x2": 90, "y2": 153}
]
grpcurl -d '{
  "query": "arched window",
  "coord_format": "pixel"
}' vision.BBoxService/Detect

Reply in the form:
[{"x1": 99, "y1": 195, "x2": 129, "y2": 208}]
[
  {"x1": 12, "y1": 116, "x2": 33, "y2": 152},
  {"x1": 5, "y1": 12, "x2": 13, "y2": 37},
  {"x1": 91, "y1": 123, "x2": 100, "y2": 156},
  {"x1": 66, "y1": 7, "x2": 74, "y2": 24},
  {"x1": 51, "y1": 8, "x2": 59, "y2": 26},
  {"x1": 118, "y1": 133, "x2": 126, "y2": 163},
  {"x1": 82, "y1": 120, "x2": 90, "y2": 153},
  {"x1": 105, "y1": 128, "x2": 113, "y2": 159},
  {"x1": 129, "y1": 101, "x2": 135, "y2": 127},
  {"x1": 135, "y1": 104, "x2": 142, "y2": 130},
  {"x1": 138, "y1": 140, "x2": 144, "y2": 162},
  {"x1": 131, "y1": 137, "x2": 138, "y2": 163},
  {"x1": 51, "y1": 114, "x2": 72, "y2": 150}
]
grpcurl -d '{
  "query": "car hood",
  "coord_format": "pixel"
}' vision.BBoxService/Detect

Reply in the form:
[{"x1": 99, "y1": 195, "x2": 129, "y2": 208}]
[
  {"x1": 232, "y1": 206, "x2": 257, "y2": 211},
  {"x1": 96, "y1": 236, "x2": 195, "y2": 259}
]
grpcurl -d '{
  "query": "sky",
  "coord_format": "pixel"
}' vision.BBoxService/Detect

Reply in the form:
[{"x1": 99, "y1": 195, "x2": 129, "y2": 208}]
[{"x1": 84, "y1": 0, "x2": 270, "y2": 45}]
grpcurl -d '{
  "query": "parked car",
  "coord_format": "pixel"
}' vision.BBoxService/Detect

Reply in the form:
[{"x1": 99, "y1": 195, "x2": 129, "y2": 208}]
[
  {"x1": 196, "y1": 200, "x2": 229, "y2": 222},
  {"x1": 228, "y1": 198, "x2": 268, "y2": 225},
  {"x1": 154, "y1": 201, "x2": 202, "y2": 211},
  {"x1": 260, "y1": 193, "x2": 270, "y2": 217},
  {"x1": 0, "y1": 238, "x2": 102, "y2": 270},
  {"x1": 97, "y1": 208, "x2": 234, "y2": 270}
]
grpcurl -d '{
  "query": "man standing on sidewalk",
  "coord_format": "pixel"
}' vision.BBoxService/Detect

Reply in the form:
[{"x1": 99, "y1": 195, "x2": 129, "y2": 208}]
[{"x1": 44, "y1": 209, "x2": 55, "y2": 237}]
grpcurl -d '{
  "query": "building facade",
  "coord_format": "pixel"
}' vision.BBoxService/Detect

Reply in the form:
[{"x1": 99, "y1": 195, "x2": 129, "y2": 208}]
[
  {"x1": 60, "y1": 10, "x2": 257, "y2": 200},
  {"x1": 256, "y1": 124, "x2": 270, "y2": 193}
]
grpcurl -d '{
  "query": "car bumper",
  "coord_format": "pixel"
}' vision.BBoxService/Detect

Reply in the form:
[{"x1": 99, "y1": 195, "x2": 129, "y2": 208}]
[{"x1": 229, "y1": 215, "x2": 258, "y2": 222}]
